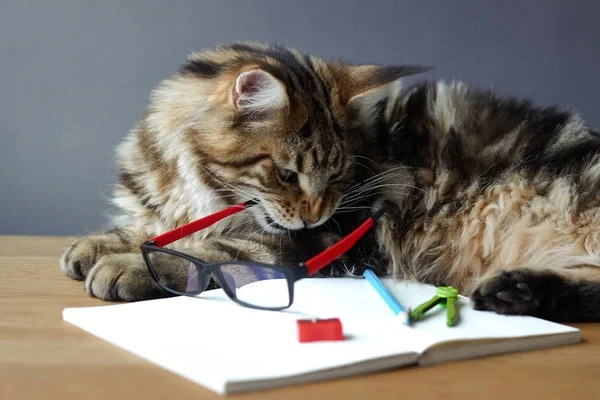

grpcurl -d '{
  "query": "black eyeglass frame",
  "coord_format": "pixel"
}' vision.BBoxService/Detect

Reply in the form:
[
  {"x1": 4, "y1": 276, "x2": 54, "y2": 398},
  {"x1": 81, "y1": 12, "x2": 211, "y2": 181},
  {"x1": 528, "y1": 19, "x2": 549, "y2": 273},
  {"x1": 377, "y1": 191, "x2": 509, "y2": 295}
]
[
  {"x1": 140, "y1": 244, "x2": 308, "y2": 310},
  {"x1": 140, "y1": 199, "x2": 387, "y2": 311}
]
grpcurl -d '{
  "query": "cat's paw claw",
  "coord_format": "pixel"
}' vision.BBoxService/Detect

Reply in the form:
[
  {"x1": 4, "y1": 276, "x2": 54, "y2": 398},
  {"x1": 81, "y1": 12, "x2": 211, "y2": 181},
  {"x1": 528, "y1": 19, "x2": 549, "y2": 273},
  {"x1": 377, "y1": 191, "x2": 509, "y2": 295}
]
[
  {"x1": 85, "y1": 254, "x2": 167, "y2": 302},
  {"x1": 472, "y1": 270, "x2": 542, "y2": 315},
  {"x1": 60, "y1": 238, "x2": 100, "y2": 280}
]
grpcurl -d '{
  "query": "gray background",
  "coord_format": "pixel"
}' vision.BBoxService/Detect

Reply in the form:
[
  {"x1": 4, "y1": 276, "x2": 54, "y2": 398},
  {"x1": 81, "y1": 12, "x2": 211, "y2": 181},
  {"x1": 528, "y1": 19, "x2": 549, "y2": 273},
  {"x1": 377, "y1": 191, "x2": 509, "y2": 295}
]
[{"x1": 2, "y1": 1, "x2": 599, "y2": 236}]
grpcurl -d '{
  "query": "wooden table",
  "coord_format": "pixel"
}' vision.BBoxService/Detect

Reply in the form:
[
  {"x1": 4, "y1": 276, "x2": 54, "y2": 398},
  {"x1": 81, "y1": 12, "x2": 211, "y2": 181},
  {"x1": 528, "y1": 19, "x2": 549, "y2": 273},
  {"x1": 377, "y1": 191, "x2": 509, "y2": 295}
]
[{"x1": 1, "y1": 235, "x2": 599, "y2": 399}]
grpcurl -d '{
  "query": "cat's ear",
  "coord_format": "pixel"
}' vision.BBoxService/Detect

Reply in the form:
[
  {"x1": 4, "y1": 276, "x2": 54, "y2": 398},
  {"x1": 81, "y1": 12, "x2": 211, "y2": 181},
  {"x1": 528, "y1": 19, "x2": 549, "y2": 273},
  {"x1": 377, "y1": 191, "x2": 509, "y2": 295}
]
[
  {"x1": 233, "y1": 69, "x2": 288, "y2": 113},
  {"x1": 329, "y1": 63, "x2": 432, "y2": 105}
]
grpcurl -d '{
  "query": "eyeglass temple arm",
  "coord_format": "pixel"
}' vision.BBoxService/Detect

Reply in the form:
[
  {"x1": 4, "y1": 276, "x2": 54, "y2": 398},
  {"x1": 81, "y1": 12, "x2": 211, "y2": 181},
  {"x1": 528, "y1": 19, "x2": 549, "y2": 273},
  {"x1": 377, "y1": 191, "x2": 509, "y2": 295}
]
[
  {"x1": 303, "y1": 207, "x2": 386, "y2": 276},
  {"x1": 147, "y1": 200, "x2": 256, "y2": 247}
]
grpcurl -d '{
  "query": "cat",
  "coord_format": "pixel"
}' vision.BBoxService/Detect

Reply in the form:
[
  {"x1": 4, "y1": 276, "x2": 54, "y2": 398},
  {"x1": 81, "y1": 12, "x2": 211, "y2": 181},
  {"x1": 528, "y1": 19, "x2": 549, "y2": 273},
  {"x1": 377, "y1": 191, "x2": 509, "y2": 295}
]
[{"x1": 60, "y1": 42, "x2": 600, "y2": 322}]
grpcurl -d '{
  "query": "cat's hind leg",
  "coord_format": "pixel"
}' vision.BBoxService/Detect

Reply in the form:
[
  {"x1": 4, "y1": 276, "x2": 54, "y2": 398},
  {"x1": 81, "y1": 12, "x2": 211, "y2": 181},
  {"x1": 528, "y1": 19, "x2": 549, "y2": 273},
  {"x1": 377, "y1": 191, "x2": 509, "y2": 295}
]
[{"x1": 471, "y1": 267, "x2": 600, "y2": 322}]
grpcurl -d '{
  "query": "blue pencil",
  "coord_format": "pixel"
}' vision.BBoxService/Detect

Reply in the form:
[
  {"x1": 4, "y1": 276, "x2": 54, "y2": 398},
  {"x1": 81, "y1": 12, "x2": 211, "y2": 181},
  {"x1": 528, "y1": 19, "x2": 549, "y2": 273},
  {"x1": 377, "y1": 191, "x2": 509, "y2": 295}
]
[{"x1": 363, "y1": 269, "x2": 411, "y2": 325}]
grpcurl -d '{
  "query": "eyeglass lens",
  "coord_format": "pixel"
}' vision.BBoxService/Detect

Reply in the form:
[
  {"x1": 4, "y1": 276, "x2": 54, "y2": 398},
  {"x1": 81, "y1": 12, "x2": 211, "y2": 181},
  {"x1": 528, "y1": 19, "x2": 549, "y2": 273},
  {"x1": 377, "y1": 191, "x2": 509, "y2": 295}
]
[
  {"x1": 146, "y1": 250, "x2": 211, "y2": 295},
  {"x1": 218, "y1": 263, "x2": 290, "y2": 309}
]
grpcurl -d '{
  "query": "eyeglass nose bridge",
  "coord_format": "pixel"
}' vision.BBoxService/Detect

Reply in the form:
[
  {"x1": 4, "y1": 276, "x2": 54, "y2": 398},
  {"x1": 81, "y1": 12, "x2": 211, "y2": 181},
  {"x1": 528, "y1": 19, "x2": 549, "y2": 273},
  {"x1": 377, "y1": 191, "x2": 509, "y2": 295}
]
[
  {"x1": 185, "y1": 261, "x2": 212, "y2": 294},
  {"x1": 221, "y1": 270, "x2": 237, "y2": 296}
]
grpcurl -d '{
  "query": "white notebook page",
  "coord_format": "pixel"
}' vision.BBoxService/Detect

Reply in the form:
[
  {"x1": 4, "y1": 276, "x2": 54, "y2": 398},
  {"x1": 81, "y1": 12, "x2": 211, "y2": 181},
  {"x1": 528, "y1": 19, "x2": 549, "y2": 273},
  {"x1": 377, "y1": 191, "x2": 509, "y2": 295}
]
[
  {"x1": 63, "y1": 277, "x2": 580, "y2": 394},
  {"x1": 63, "y1": 278, "x2": 425, "y2": 394}
]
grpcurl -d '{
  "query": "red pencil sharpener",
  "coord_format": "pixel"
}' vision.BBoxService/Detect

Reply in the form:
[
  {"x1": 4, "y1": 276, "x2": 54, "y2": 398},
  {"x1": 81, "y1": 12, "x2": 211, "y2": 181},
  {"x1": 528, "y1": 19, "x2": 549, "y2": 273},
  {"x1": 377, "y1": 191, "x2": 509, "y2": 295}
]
[{"x1": 296, "y1": 318, "x2": 344, "y2": 343}]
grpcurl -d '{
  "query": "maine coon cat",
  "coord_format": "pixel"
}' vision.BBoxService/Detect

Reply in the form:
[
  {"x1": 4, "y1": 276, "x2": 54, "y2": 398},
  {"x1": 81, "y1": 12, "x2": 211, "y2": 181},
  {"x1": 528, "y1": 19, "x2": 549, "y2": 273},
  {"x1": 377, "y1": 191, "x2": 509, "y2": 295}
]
[{"x1": 60, "y1": 42, "x2": 600, "y2": 322}]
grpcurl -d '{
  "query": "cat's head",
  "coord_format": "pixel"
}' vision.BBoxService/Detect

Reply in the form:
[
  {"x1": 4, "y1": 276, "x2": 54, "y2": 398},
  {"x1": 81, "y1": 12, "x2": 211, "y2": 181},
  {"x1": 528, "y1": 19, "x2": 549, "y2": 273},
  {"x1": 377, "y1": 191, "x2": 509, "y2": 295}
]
[{"x1": 148, "y1": 42, "x2": 427, "y2": 231}]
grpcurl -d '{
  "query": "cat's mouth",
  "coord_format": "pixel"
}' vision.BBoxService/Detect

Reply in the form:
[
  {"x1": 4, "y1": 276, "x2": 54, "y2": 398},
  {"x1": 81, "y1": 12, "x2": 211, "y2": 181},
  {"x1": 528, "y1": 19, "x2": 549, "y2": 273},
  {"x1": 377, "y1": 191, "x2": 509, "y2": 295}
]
[{"x1": 265, "y1": 215, "x2": 290, "y2": 231}]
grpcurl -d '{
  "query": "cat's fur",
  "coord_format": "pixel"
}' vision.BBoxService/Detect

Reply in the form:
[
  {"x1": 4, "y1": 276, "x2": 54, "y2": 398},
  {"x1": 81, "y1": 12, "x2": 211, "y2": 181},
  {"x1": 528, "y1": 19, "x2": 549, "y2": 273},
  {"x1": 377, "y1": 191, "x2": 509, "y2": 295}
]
[{"x1": 60, "y1": 42, "x2": 600, "y2": 322}]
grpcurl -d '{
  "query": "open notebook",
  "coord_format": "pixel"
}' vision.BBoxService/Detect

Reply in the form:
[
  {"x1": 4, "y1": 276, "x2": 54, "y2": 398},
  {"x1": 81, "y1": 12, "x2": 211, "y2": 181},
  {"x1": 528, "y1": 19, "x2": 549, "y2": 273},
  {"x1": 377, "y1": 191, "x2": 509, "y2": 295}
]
[{"x1": 63, "y1": 278, "x2": 580, "y2": 395}]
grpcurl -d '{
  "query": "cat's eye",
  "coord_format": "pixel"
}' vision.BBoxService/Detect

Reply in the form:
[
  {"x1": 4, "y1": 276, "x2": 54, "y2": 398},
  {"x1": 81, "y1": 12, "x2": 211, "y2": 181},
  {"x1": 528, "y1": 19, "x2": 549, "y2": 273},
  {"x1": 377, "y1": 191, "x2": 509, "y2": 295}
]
[{"x1": 277, "y1": 168, "x2": 299, "y2": 186}]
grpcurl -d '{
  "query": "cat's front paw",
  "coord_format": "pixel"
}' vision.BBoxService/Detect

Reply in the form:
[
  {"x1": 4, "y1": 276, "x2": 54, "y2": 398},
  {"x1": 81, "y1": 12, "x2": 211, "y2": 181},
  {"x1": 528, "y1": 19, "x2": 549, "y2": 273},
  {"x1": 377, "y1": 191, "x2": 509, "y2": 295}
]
[
  {"x1": 60, "y1": 237, "x2": 104, "y2": 280},
  {"x1": 60, "y1": 229, "x2": 137, "y2": 281},
  {"x1": 471, "y1": 269, "x2": 544, "y2": 316},
  {"x1": 85, "y1": 254, "x2": 170, "y2": 302}
]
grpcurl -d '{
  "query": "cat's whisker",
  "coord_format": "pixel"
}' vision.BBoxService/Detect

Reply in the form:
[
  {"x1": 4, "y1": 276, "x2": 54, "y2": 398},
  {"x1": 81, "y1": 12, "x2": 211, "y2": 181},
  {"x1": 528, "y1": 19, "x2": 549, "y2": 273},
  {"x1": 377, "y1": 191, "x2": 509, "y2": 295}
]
[
  {"x1": 339, "y1": 191, "x2": 387, "y2": 207},
  {"x1": 348, "y1": 160, "x2": 379, "y2": 177},
  {"x1": 355, "y1": 171, "x2": 417, "y2": 190},
  {"x1": 244, "y1": 217, "x2": 275, "y2": 244},
  {"x1": 333, "y1": 210, "x2": 375, "y2": 216},
  {"x1": 335, "y1": 208, "x2": 378, "y2": 215},
  {"x1": 347, "y1": 184, "x2": 421, "y2": 197},
  {"x1": 361, "y1": 183, "x2": 427, "y2": 194},
  {"x1": 339, "y1": 190, "x2": 423, "y2": 209},
  {"x1": 325, "y1": 216, "x2": 343, "y2": 235},
  {"x1": 339, "y1": 191, "x2": 377, "y2": 205},
  {"x1": 343, "y1": 165, "x2": 417, "y2": 193},
  {"x1": 336, "y1": 206, "x2": 378, "y2": 211},
  {"x1": 340, "y1": 187, "x2": 387, "y2": 204},
  {"x1": 352, "y1": 166, "x2": 419, "y2": 188},
  {"x1": 338, "y1": 199, "x2": 377, "y2": 207},
  {"x1": 349, "y1": 155, "x2": 383, "y2": 172},
  {"x1": 341, "y1": 181, "x2": 426, "y2": 204}
]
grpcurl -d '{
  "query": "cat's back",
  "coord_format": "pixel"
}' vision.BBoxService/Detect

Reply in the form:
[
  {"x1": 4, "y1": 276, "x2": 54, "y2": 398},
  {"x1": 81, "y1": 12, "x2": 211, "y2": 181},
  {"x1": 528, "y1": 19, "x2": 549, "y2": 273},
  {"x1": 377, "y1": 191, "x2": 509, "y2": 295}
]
[{"x1": 381, "y1": 80, "x2": 600, "y2": 186}]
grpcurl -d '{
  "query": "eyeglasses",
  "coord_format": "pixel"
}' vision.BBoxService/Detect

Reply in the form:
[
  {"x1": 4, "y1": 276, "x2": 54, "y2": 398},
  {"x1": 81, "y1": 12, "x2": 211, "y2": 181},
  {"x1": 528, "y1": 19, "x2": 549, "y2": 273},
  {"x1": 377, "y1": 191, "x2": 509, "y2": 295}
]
[{"x1": 140, "y1": 200, "x2": 385, "y2": 310}]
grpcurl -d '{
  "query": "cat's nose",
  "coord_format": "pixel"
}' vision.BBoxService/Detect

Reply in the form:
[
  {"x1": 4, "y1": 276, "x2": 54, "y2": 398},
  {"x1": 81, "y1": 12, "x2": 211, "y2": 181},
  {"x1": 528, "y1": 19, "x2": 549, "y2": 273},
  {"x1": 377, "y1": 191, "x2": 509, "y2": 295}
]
[{"x1": 302, "y1": 197, "x2": 323, "y2": 227}]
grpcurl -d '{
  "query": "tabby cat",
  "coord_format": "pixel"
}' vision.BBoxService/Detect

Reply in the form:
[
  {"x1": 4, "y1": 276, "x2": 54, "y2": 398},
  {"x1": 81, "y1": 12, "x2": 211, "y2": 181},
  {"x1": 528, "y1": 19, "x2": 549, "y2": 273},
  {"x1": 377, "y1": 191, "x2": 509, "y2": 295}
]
[{"x1": 60, "y1": 42, "x2": 600, "y2": 322}]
